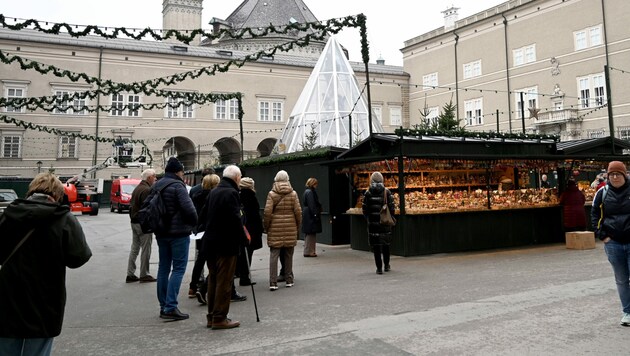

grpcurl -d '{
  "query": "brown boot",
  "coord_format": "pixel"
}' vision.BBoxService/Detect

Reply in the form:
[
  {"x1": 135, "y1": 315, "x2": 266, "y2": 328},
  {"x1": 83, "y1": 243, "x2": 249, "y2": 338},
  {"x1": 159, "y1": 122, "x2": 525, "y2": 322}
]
[
  {"x1": 211, "y1": 318, "x2": 240, "y2": 330},
  {"x1": 206, "y1": 314, "x2": 212, "y2": 328}
]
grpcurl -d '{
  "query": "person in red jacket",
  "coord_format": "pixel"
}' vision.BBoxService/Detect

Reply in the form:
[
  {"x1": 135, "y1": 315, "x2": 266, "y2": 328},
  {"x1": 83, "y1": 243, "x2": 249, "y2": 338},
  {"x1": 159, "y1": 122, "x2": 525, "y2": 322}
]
[{"x1": 559, "y1": 179, "x2": 586, "y2": 232}]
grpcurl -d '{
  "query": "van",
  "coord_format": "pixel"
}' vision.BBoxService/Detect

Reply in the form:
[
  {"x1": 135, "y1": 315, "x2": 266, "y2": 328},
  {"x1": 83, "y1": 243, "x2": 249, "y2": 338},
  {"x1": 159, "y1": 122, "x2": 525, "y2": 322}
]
[{"x1": 110, "y1": 178, "x2": 141, "y2": 213}]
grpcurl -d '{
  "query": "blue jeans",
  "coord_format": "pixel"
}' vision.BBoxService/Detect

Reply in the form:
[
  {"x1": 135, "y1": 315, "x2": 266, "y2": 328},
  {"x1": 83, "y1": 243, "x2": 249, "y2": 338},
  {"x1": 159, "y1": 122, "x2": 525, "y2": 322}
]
[
  {"x1": 0, "y1": 337, "x2": 53, "y2": 356},
  {"x1": 156, "y1": 236, "x2": 190, "y2": 313},
  {"x1": 604, "y1": 239, "x2": 630, "y2": 314}
]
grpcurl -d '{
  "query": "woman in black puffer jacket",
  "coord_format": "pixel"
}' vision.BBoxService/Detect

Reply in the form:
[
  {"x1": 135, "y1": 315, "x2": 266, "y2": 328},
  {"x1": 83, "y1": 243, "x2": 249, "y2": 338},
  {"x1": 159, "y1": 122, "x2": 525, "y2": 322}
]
[{"x1": 362, "y1": 171, "x2": 395, "y2": 274}]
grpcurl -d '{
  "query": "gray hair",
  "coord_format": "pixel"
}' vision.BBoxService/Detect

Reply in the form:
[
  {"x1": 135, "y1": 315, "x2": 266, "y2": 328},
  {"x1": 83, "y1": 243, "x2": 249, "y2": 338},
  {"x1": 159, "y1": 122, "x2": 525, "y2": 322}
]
[
  {"x1": 141, "y1": 168, "x2": 156, "y2": 180},
  {"x1": 222, "y1": 165, "x2": 242, "y2": 180},
  {"x1": 274, "y1": 170, "x2": 289, "y2": 182}
]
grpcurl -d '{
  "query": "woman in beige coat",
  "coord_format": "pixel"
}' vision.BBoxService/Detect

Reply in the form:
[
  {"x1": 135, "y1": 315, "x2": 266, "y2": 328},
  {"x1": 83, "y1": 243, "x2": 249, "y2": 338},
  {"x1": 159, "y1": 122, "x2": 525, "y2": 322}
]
[{"x1": 263, "y1": 170, "x2": 302, "y2": 291}]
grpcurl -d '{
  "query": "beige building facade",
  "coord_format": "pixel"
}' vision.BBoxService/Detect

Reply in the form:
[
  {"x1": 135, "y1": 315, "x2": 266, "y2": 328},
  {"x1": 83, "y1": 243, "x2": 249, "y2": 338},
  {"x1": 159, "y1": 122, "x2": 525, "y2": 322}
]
[
  {"x1": 402, "y1": 0, "x2": 630, "y2": 141},
  {"x1": 0, "y1": 0, "x2": 407, "y2": 179}
]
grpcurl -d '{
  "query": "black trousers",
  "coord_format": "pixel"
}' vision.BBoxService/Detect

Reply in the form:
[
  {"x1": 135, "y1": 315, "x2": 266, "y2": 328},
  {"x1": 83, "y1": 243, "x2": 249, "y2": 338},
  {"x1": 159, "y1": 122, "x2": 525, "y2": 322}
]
[{"x1": 372, "y1": 244, "x2": 390, "y2": 270}]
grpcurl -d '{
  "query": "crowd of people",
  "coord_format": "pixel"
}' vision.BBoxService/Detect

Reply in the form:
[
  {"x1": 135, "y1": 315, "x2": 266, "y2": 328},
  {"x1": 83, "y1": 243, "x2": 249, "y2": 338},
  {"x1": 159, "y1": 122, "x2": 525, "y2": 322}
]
[{"x1": 7, "y1": 157, "x2": 630, "y2": 355}]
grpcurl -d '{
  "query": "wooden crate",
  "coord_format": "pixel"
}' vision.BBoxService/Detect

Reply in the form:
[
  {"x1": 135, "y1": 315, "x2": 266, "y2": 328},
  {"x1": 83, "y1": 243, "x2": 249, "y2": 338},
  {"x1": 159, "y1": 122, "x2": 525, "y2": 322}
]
[{"x1": 565, "y1": 231, "x2": 596, "y2": 250}]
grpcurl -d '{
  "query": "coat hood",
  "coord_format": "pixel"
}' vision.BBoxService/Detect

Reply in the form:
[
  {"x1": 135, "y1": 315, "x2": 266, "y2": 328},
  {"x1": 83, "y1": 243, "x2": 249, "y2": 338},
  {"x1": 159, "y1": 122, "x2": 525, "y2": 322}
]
[{"x1": 272, "y1": 181, "x2": 294, "y2": 195}]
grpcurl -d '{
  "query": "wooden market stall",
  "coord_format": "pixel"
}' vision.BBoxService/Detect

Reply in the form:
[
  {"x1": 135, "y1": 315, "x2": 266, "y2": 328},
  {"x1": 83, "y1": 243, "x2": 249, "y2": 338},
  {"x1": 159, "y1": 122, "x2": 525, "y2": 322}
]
[{"x1": 334, "y1": 133, "x2": 566, "y2": 256}]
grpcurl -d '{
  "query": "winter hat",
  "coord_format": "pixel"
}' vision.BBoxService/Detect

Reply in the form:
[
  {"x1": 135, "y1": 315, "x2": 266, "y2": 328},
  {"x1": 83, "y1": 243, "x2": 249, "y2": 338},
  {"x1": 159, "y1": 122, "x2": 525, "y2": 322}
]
[
  {"x1": 370, "y1": 172, "x2": 384, "y2": 183},
  {"x1": 239, "y1": 177, "x2": 255, "y2": 192},
  {"x1": 165, "y1": 157, "x2": 184, "y2": 173},
  {"x1": 607, "y1": 161, "x2": 627, "y2": 176}
]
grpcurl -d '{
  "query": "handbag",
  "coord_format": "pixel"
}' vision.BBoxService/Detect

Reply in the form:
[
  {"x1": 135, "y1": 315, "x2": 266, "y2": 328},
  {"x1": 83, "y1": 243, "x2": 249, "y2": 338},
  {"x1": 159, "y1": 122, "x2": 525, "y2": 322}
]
[{"x1": 379, "y1": 190, "x2": 396, "y2": 227}]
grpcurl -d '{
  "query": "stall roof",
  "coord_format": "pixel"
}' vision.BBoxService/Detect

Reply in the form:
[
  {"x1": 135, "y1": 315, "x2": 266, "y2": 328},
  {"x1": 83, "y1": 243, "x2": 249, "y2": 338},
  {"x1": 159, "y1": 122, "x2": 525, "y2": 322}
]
[
  {"x1": 333, "y1": 134, "x2": 557, "y2": 163},
  {"x1": 556, "y1": 137, "x2": 630, "y2": 158}
]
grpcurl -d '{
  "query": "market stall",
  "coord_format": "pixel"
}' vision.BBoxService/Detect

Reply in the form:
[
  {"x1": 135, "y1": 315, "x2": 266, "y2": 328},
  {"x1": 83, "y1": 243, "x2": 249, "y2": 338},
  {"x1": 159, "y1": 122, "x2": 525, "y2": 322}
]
[{"x1": 335, "y1": 133, "x2": 580, "y2": 256}]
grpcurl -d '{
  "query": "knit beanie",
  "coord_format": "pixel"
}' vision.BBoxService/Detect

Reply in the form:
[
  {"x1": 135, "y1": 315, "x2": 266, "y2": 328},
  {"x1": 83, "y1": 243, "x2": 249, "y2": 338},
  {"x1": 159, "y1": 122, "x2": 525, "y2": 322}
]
[
  {"x1": 370, "y1": 172, "x2": 384, "y2": 183},
  {"x1": 239, "y1": 177, "x2": 255, "y2": 192},
  {"x1": 165, "y1": 157, "x2": 184, "y2": 173},
  {"x1": 607, "y1": 161, "x2": 627, "y2": 176}
]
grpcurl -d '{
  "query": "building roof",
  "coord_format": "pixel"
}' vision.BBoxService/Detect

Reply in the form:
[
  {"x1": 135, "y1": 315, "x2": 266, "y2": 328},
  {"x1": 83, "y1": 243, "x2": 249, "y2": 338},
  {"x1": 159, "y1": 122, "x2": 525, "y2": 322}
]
[{"x1": 225, "y1": 0, "x2": 319, "y2": 32}]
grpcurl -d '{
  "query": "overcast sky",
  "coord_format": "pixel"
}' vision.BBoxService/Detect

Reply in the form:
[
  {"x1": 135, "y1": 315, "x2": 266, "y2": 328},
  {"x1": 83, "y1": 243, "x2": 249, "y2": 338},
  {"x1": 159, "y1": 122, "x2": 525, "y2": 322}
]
[{"x1": 2, "y1": 0, "x2": 506, "y2": 66}]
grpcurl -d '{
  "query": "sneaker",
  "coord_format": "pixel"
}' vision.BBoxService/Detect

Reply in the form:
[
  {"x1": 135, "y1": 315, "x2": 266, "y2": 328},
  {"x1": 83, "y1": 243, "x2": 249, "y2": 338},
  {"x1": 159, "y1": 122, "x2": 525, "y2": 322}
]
[
  {"x1": 384, "y1": 265, "x2": 391, "y2": 272},
  {"x1": 160, "y1": 308, "x2": 189, "y2": 321},
  {"x1": 139, "y1": 275, "x2": 157, "y2": 283},
  {"x1": 621, "y1": 313, "x2": 630, "y2": 326},
  {"x1": 286, "y1": 282, "x2": 294, "y2": 288},
  {"x1": 126, "y1": 275, "x2": 139, "y2": 283},
  {"x1": 188, "y1": 288, "x2": 197, "y2": 298},
  {"x1": 196, "y1": 291, "x2": 207, "y2": 305},
  {"x1": 277, "y1": 274, "x2": 286, "y2": 282},
  {"x1": 269, "y1": 284, "x2": 278, "y2": 291},
  {"x1": 376, "y1": 269, "x2": 383, "y2": 275},
  {"x1": 231, "y1": 291, "x2": 247, "y2": 302}
]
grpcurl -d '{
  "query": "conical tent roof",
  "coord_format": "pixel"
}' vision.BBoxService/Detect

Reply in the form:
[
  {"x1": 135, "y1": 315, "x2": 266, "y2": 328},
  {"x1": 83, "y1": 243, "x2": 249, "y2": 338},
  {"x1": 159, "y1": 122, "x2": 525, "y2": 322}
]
[{"x1": 276, "y1": 36, "x2": 383, "y2": 153}]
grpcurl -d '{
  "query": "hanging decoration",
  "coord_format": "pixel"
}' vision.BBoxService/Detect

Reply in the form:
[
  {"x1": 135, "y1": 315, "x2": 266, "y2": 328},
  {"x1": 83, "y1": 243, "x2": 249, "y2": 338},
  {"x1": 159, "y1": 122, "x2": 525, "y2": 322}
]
[
  {"x1": 0, "y1": 14, "x2": 365, "y2": 46},
  {"x1": 398, "y1": 126, "x2": 559, "y2": 142}
]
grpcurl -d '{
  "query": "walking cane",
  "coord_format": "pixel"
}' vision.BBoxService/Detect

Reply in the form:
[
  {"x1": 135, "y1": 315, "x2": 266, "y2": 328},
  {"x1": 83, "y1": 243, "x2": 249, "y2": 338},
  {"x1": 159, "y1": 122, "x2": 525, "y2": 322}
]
[{"x1": 243, "y1": 246, "x2": 260, "y2": 322}]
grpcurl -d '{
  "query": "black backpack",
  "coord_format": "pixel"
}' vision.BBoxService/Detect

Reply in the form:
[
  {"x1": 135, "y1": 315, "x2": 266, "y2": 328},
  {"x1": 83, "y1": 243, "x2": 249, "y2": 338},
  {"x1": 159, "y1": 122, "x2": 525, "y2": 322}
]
[{"x1": 137, "y1": 181, "x2": 178, "y2": 234}]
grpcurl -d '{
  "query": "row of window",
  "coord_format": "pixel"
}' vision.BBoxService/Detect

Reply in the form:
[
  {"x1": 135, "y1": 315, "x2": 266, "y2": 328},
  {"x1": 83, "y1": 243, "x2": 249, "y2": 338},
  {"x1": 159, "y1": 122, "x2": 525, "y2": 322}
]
[
  {"x1": 2, "y1": 87, "x2": 285, "y2": 121},
  {"x1": 1, "y1": 134, "x2": 78, "y2": 159},
  {"x1": 421, "y1": 72, "x2": 606, "y2": 127},
  {"x1": 421, "y1": 23, "x2": 603, "y2": 86}
]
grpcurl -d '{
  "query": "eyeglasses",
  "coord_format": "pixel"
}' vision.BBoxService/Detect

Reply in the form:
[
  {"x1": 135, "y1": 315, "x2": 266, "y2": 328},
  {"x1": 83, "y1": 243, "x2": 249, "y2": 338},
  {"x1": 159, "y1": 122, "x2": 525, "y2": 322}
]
[{"x1": 609, "y1": 172, "x2": 625, "y2": 178}]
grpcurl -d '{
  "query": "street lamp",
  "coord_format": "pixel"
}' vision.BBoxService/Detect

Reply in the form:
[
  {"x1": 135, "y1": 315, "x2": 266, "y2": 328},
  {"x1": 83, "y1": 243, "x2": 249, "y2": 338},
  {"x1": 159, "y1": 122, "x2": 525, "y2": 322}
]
[{"x1": 36, "y1": 160, "x2": 42, "y2": 174}]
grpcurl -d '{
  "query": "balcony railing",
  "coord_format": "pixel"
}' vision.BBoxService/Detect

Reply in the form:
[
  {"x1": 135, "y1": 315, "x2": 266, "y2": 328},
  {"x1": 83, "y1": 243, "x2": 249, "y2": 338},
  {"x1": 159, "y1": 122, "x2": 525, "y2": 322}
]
[{"x1": 533, "y1": 109, "x2": 579, "y2": 126}]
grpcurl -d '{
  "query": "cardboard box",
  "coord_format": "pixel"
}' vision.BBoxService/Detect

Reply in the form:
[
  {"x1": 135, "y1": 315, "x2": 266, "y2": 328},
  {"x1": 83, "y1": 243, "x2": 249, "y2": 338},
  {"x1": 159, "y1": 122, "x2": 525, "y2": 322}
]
[{"x1": 565, "y1": 231, "x2": 596, "y2": 250}]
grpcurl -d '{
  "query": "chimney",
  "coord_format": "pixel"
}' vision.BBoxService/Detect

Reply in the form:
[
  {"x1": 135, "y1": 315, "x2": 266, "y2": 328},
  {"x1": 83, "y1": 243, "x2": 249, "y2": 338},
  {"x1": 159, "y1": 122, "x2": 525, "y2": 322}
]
[
  {"x1": 162, "y1": 0, "x2": 204, "y2": 45},
  {"x1": 442, "y1": 5, "x2": 460, "y2": 31}
]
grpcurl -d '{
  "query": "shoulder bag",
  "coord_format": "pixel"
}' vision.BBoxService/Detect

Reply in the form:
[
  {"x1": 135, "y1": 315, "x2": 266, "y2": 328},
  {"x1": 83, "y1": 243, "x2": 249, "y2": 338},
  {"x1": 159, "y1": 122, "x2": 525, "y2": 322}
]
[{"x1": 380, "y1": 190, "x2": 396, "y2": 227}]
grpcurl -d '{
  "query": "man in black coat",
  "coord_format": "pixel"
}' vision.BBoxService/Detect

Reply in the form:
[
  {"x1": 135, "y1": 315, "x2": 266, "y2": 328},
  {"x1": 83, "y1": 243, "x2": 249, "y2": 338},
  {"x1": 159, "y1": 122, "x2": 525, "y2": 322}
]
[
  {"x1": 201, "y1": 165, "x2": 248, "y2": 330},
  {"x1": 154, "y1": 157, "x2": 197, "y2": 321}
]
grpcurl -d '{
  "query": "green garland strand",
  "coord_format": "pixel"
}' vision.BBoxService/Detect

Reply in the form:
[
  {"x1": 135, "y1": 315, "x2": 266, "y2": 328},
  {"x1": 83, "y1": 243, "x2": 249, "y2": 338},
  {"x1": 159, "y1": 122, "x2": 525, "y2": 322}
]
[
  {"x1": 0, "y1": 14, "x2": 363, "y2": 45},
  {"x1": 397, "y1": 127, "x2": 559, "y2": 142}
]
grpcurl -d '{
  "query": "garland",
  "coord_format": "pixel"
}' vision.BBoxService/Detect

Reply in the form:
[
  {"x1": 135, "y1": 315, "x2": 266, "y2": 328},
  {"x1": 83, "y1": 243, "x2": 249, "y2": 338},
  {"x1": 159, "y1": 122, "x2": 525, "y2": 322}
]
[
  {"x1": 397, "y1": 127, "x2": 560, "y2": 142},
  {"x1": 240, "y1": 147, "x2": 335, "y2": 168},
  {"x1": 1, "y1": 114, "x2": 153, "y2": 164},
  {"x1": 0, "y1": 14, "x2": 364, "y2": 45}
]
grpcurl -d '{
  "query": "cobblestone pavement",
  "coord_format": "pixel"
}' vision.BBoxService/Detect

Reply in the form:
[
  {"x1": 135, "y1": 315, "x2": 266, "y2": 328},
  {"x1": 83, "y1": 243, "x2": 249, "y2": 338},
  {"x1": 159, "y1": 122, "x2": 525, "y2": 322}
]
[{"x1": 54, "y1": 210, "x2": 628, "y2": 355}]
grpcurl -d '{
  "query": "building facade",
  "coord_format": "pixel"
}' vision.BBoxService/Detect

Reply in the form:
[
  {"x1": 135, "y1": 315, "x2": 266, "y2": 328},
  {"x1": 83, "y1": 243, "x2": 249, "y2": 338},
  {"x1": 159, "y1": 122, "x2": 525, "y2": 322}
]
[
  {"x1": 402, "y1": 0, "x2": 629, "y2": 141},
  {"x1": 0, "y1": 0, "x2": 407, "y2": 179}
]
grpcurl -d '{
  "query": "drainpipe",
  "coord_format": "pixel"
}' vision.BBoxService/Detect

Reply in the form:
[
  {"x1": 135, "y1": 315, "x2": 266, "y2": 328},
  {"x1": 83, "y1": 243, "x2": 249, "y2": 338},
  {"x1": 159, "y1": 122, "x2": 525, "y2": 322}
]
[
  {"x1": 453, "y1": 31, "x2": 459, "y2": 123},
  {"x1": 502, "y1": 14, "x2": 512, "y2": 133},
  {"x1": 93, "y1": 46, "x2": 103, "y2": 173}
]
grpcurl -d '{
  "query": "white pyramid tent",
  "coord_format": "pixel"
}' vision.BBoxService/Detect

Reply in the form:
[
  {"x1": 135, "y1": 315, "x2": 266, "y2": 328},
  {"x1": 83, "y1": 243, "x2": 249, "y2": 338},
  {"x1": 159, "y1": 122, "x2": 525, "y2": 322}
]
[{"x1": 275, "y1": 36, "x2": 383, "y2": 153}]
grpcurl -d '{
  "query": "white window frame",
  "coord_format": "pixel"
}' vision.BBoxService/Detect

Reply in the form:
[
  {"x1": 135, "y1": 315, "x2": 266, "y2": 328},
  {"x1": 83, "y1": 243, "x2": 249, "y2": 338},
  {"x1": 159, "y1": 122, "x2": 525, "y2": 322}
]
[
  {"x1": 422, "y1": 72, "x2": 438, "y2": 90},
  {"x1": 1, "y1": 132, "x2": 22, "y2": 158},
  {"x1": 372, "y1": 105, "x2": 382, "y2": 124},
  {"x1": 514, "y1": 86, "x2": 538, "y2": 119},
  {"x1": 214, "y1": 98, "x2": 239, "y2": 120},
  {"x1": 513, "y1": 44, "x2": 536, "y2": 67},
  {"x1": 426, "y1": 106, "x2": 439, "y2": 126},
  {"x1": 52, "y1": 89, "x2": 87, "y2": 115},
  {"x1": 465, "y1": 98, "x2": 483, "y2": 126},
  {"x1": 165, "y1": 93, "x2": 194, "y2": 119},
  {"x1": 577, "y1": 73, "x2": 606, "y2": 109},
  {"x1": 258, "y1": 99, "x2": 283, "y2": 122},
  {"x1": 588, "y1": 129, "x2": 606, "y2": 138},
  {"x1": 58, "y1": 134, "x2": 79, "y2": 159},
  {"x1": 574, "y1": 25, "x2": 602, "y2": 50},
  {"x1": 110, "y1": 93, "x2": 141, "y2": 117},
  {"x1": 463, "y1": 60, "x2": 482, "y2": 79},
  {"x1": 3, "y1": 82, "x2": 28, "y2": 114},
  {"x1": 389, "y1": 106, "x2": 402, "y2": 126}
]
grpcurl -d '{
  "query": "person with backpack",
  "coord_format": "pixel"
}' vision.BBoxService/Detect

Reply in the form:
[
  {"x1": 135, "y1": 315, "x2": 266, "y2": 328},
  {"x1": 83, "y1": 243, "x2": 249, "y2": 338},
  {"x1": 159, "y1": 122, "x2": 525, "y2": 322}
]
[
  {"x1": 126, "y1": 168, "x2": 157, "y2": 283},
  {"x1": 154, "y1": 157, "x2": 197, "y2": 321},
  {"x1": 591, "y1": 161, "x2": 630, "y2": 326}
]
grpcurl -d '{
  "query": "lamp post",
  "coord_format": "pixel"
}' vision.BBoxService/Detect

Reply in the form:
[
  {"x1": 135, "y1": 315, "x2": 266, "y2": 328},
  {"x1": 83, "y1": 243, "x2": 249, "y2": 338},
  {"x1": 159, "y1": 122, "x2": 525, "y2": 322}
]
[{"x1": 36, "y1": 160, "x2": 42, "y2": 174}]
